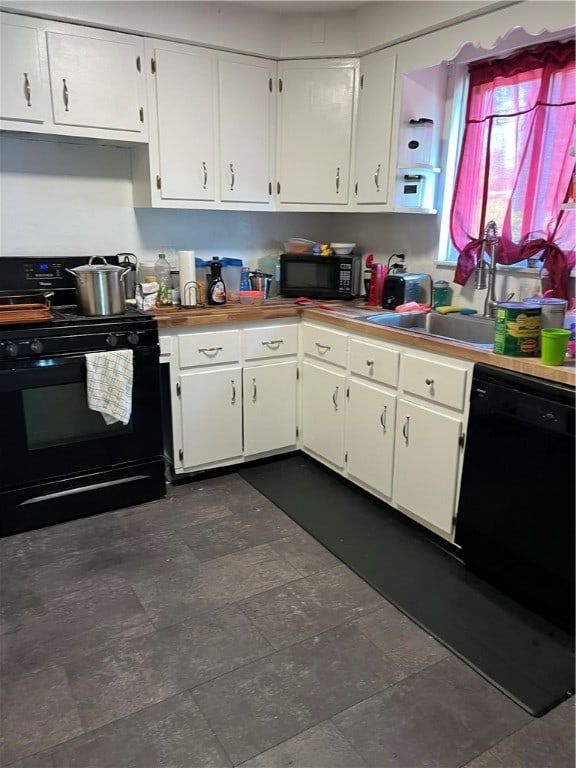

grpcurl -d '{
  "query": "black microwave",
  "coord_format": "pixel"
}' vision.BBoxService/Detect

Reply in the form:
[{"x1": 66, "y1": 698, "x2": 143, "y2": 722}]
[{"x1": 279, "y1": 253, "x2": 362, "y2": 300}]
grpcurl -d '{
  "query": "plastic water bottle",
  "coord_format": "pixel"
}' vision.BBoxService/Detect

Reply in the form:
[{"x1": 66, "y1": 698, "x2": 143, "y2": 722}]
[{"x1": 154, "y1": 253, "x2": 172, "y2": 306}]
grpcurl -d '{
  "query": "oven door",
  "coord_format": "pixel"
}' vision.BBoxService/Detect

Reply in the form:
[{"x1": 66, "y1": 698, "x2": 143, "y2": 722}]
[{"x1": 0, "y1": 346, "x2": 163, "y2": 490}]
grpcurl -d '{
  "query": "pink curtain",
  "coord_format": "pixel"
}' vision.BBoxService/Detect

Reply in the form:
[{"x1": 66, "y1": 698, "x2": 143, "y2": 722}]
[{"x1": 452, "y1": 40, "x2": 576, "y2": 299}]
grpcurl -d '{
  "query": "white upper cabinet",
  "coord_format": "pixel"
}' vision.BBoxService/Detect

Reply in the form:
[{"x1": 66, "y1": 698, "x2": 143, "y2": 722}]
[
  {"x1": 46, "y1": 30, "x2": 145, "y2": 133},
  {"x1": 276, "y1": 60, "x2": 357, "y2": 207},
  {"x1": 134, "y1": 41, "x2": 275, "y2": 209},
  {"x1": 0, "y1": 13, "x2": 147, "y2": 141},
  {"x1": 0, "y1": 17, "x2": 48, "y2": 124},
  {"x1": 219, "y1": 57, "x2": 274, "y2": 205},
  {"x1": 353, "y1": 49, "x2": 396, "y2": 207},
  {"x1": 153, "y1": 45, "x2": 217, "y2": 201}
]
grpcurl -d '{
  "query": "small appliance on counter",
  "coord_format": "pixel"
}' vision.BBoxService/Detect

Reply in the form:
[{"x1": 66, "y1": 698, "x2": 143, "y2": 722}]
[
  {"x1": 279, "y1": 253, "x2": 362, "y2": 300},
  {"x1": 382, "y1": 272, "x2": 432, "y2": 310}
]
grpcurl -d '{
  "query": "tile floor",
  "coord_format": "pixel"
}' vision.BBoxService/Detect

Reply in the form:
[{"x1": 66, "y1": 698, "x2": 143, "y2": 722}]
[{"x1": 1, "y1": 470, "x2": 574, "y2": 768}]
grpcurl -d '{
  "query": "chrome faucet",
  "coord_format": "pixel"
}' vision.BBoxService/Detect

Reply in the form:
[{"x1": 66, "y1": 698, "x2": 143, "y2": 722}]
[{"x1": 474, "y1": 220, "x2": 514, "y2": 317}]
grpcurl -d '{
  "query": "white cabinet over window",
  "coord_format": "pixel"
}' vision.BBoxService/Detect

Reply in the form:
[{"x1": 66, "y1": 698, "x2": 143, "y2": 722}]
[
  {"x1": 276, "y1": 59, "x2": 357, "y2": 207},
  {"x1": 0, "y1": 17, "x2": 48, "y2": 124},
  {"x1": 353, "y1": 49, "x2": 396, "y2": 207}
]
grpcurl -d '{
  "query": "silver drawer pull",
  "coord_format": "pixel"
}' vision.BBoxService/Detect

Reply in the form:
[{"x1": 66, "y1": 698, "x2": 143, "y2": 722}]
[
  {"x1": 402, "y1": 415, "x2": 410, "y2": 443},
  {"x1": 202, "y1": 161, "x2": 208, "y2": 189},
  {"x1": 332, "y1": 386, "x2": 339, "y2": 410},
  {"x1": 425, "y1": 378, "x2": 434, "y2": 386},
  {"x1": 316, "y1": 342, "x2": 331, "y2": 353},
  {"x1": 24, "y1": 73, "x2": 31, "y2": 106},
  {"x1": 229, "y1": 163, "x2": 235, "y2": 191},
  {"x1": 252, "y1": 378, "x2": 257, "y2": 403},
  {"x1": 198, "y1": 346, "x2": 223, "y2": 355},
  {"x1": 366, "y1": 359, "x2": 374, "y2": 371},
  {"x1": 380, "y1": 405, "x2": 387, "y2": 432},
  {"x1": 262, "y1": 339, "x2": 284, "y2": 349},
  {"x1": 231, "y1": 380, "x2": 236, "y2": 405},
  {"x1": 62, "y1": 78, "x2": 69, "y2": 111},
  {"x1": 374, "y1": 163, "x2": 381, "y2": 192}
]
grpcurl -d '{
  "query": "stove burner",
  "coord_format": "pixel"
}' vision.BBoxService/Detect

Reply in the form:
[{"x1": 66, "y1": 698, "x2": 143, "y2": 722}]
[{"x1": 51, "y1": 305, "x2": 149, "y2": 324}]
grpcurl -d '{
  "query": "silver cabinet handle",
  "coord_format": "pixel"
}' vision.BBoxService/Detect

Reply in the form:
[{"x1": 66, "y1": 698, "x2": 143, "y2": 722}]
[
  {"x1": 315, "y1": 342, "x2": 331, "y2": 353},
  {"x1": 262, "y1": 339, "x2": 283, "y2": 349},
  {"x1": 198, "y1": 346, "x2": 222, "y2": 356},
  {"x1": 425, "y1": 378, "x2": 434, "y2": 386},
  {"x1": 366, "y1": 359, "x2": 374, "y2": 373},
  {"x1": 380, "y1": 405, "x2": 387, "y2": 432},
  {"x1": 332, "y1": 386, "x2": 339, "y2": 411},
  {"x1": 335, "y1": 166, "x2": 340, "y2": 194},
  {"x1": 202, "y1": 161, "x2": 208, "y2": 190},
  {"x1": 24, "y1": 73, "x2": 31, "y2": 106},
  {"x1": 229, "y1": 163, "x2": 235, "y2": 191},
  {"x1": 374, "y1": 163, "x2": 381, "y2": 192},
  {"x1": 251, "y1": 377, "x2": 257, "y2": 403},
  {"x1": 402, "y1": 415, "x2": 410, "y2": 443},
  {"x1": 62, "y1": 79, "x2": 69, "y2": 111},
  {"x1": 231, "y1": 379, "x2": 236, "y2": 405}
]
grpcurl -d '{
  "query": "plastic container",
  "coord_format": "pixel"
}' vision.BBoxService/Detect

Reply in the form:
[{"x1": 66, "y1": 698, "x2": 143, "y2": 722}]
[
  {"x1": 153, "y1": 253, "x2": 172, "y2": 307},
  {"x1": 432, "y1": 280, "x2": 451, "y2": 309},
  {"x1": 283, "y1": 238, "x2": 317, "y2": 255},
  {"x1": 239, "y1": 290, "x2": 265, "y2": 305},
  {"x1": 220, "y1": 257, "x2": 243, "y2": 300},
  {"x1": 564, "y1": 299, "x2": 576, "y2": 359},
  {"x1": 541, "y1": 328, "x2": 571, "y2": 366}
]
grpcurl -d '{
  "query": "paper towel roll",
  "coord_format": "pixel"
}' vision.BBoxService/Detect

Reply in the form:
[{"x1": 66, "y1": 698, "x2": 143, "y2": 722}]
[{"x1": 178, "y1": 250, "x2": 196, "y2": 306}]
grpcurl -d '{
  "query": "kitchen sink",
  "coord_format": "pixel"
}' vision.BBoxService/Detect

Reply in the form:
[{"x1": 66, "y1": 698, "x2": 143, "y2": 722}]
[{"x1": 365, "y1": 311, "x2": 495, "y2": 348}]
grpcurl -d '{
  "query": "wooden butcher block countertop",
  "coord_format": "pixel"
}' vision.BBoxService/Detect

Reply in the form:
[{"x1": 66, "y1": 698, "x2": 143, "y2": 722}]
[{"x1": 152, "y1": 299, "x2": 576, "y2": 387}]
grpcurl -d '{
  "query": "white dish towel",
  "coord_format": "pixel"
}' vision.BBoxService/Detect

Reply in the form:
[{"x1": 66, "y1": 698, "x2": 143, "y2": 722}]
[{"x1": 85, "y1": 349, "x2": 133, "y2": 425}]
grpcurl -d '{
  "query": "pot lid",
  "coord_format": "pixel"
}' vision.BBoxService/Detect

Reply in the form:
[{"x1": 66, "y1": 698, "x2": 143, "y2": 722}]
[{"x1": 71, "y1": 256, "x2": 126, "y2": 273}]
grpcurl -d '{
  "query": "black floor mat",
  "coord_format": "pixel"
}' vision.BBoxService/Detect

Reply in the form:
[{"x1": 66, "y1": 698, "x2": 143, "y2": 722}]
[{"x1": 239, "y1": 453, "x2": 575, "y2": 717}]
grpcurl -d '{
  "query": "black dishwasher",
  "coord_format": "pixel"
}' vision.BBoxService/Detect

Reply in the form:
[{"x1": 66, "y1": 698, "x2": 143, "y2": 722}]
[{"x1": 456, "y1": 363, "x2": 575, "y2": 634}]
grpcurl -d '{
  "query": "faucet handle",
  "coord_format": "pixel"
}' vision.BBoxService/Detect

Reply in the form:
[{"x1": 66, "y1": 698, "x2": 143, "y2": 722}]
[{"x1": 504, "y1": 292, "x2": 515, "y2": 303}]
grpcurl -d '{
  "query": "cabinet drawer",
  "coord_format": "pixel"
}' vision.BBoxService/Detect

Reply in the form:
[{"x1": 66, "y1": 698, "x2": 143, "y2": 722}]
[
  {"x1": 401, "y1": 353, "x2": 468, "y2": 411},
  {"x1": 178, "y1": 329, "x2": 240, "y2": 368},
  {"x1": 301, "y1": 324, "x2": 348, "y2": 368},
  {"x1": 243, "y1": 324, "x2": 298, "y2": 360},
  {"x1": 349, "y1": 338, "x2": 399, "y2": 387}
]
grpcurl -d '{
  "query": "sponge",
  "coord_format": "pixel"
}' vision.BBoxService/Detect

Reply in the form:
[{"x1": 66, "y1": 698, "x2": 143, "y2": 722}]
[{"x1": 435, "y1": 306, "x2": 478, "y2": 315}]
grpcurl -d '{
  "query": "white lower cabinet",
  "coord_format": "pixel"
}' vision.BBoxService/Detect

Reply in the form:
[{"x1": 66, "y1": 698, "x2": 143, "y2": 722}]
[
  {"x1": 346, "y1": 379, "x2": 397, "y2": 499},
  {"x1": 180, "y1": 366, "x2": 243, "y2": 469},
  {"x1": 243, "y1": 361, "x2": 297, "y2": 456},
  {"x1": 393, "y1": 398, "x2": 462, "y2": 534},
  {"x1": 301, "y1": 361, "x2": 346, "y2": 469},
  {"x1": 166, "y1": 321, "x2": 298, "y2": 474},
  {"x1": 392, "y1": 350, "x2": 472, "y2": 536}
]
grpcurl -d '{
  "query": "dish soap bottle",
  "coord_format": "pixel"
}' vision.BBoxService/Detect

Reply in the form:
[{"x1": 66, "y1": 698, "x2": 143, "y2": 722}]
[
  {"x1": 154, "y1": 252, "x2": 172, "y2": 307},
  {"x1": 207, "y1": 257, "x2": 226, "y2": 305}
]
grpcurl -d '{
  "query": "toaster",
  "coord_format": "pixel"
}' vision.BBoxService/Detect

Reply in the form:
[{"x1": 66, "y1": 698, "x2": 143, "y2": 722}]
[{"x1": 381, "y1": 272, "x2": 432, "y2": 309}]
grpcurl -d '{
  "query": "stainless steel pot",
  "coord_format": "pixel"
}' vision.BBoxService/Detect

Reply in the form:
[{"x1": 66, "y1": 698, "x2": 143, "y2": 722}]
[
  {"x1": 66, "y1": 256, "x2": 131, "y2": 316},
  {"x1": 116, "y1": 252, "x2": 138, "y2": 301},
  {"x1": 249, "y1": 270, "x2": 273, "y2": 298}
]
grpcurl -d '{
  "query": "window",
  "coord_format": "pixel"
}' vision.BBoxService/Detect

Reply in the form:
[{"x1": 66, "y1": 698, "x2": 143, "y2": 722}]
[{"x1": 446, "y1": 39, "x2": 575, "y2": 299}]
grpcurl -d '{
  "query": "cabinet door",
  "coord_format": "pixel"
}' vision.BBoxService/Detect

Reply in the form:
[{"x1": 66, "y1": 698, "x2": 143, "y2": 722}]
[
  {"x1": 393, "y1": 398, "x2": 462, "y2": 534},
  {"x1": 301, "y1": 361, "x2": 346, "y2": 469},
  {"x1": 277, "y1": 61, "x2": 355, "y2": 204},
  {"x1": 219, "y1": 58, "x2": 274, "y2": 204},
  {"x1": 180, "y1": 367, "x2": 242, "y2": 469},
  {"x1": 153, "y1": 47, "x2": 217, "y2": 201},
  {"x1": 243, "y1": 361, "x2": 297, "y2": 456},
  {"x1": 46, "y1": 31, "x2": 143, "y2": 132},
  {"x1": 354, "y1": 50, "x2": 396, "y2": 205},
  {"x1": 347, "y1": 379, "x2": 396, "y2": 499},
  {"x1": 0, "y1": 19, "x2": 48, "y2": 124}
]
